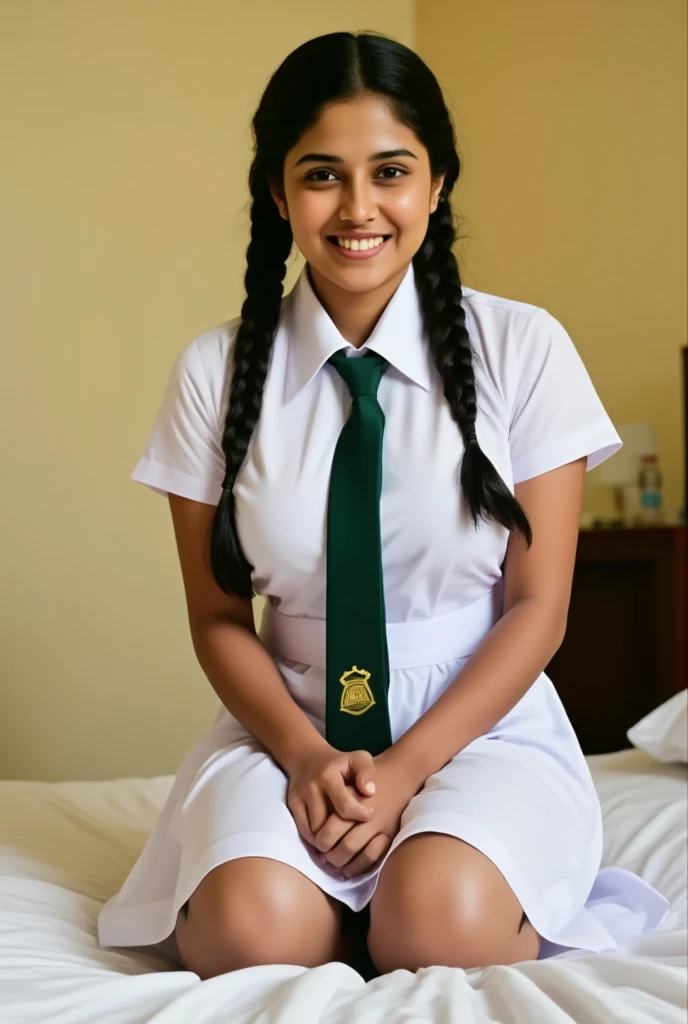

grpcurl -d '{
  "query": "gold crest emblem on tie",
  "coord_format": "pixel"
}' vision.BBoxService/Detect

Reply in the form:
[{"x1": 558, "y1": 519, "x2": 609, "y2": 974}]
[{"x1": 339, "y1": 666, "x2": 376, "y2": 715}]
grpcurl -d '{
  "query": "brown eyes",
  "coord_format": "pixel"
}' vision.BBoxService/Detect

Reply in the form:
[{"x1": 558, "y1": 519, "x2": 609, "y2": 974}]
[{"x1": 305, "y1": 167, "x2": 407, "y2": 183}]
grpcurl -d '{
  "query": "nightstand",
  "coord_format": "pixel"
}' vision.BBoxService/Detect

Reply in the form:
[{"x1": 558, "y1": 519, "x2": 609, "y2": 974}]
[{"x1": 545, "y1": 524, "x2": 688, "y2": 754}]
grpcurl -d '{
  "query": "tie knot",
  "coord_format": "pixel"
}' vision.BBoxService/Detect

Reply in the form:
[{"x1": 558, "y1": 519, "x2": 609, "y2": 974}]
[{"x1": 328, "y1": 349, "x2": 389, "y2": 398}]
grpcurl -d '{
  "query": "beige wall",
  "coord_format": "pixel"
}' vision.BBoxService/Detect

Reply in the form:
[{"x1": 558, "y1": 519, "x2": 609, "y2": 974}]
[
  {"x1": 1, "y1": 1, "x2": 685, "y2": 780},
  {"x1": 0, "y1": 1, "x2": 414, "y2": 781},
  {"x1": 416, "y1": 0, "x2": 687, "y2": 524}
]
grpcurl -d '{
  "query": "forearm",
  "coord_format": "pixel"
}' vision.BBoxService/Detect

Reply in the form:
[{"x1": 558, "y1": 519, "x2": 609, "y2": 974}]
[
  {"x1": 192, "y1": 620, "x2": 329, "y2": 776},
  {"x1": 387, "y1": 598, "x2": 567, "y2": 788}
]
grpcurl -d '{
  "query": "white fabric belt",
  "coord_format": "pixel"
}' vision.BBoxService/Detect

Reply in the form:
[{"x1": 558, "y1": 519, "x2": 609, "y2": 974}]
[{"x1": 259, "y1": 589, "x2": 502, "y2": 671}]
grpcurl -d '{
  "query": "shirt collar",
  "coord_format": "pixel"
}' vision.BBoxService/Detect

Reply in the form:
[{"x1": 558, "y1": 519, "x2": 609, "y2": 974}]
[{"x1": 283, "y1": 261, "x2": 434, "y2": 403}]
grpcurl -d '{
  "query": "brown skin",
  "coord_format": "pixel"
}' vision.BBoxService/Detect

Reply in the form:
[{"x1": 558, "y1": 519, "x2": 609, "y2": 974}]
[
  {"x1": 249, "y1": 93, "x2": 585, "y2": 971},
  {"x1": 176, "y1": 462, "x2": 584, "y2": 973},
  {"x1": 287, "y1": 745, "x2": 418, "y2": 879},
  {"x1": 308, "y1": 459, "x2": 587, "y2": 882},
  {"x1": 270, "y1": 91, "x2": 445, "y2": 348},
  {"x1": 175, "y1": 99, "x2": 586, "y2": 975},
  {"x1": 269, "y1": 91, "x2": 446, "y2": 870},
  {"x1": 270, "y1": 95, "x2": 586, "y2": 892},
  {"x1": 286, "y1": 462, "x2": 586, "y2": 971}
]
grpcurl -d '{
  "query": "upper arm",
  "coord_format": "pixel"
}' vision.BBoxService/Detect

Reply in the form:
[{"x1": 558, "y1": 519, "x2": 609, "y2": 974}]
[
  {"x1": 168, "y1": 493, "x2": 255, "y2": 637},
  {"x1": 502, "y1": 457, "x2": 586, "y2": 638}
]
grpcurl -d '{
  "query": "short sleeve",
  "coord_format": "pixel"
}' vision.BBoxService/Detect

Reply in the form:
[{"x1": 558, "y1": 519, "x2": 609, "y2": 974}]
[
  {"x1": 131, "y1": 337, "x2": 225, "y2": 505},
  {"x1": 507, "y1": 307, "x2": 622, "y2": 484}
]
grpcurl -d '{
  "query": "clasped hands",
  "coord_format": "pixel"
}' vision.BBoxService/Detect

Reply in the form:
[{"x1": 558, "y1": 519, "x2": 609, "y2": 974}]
[{"x1": 286, "y1": 743, "x2": 420, "y2": 879}]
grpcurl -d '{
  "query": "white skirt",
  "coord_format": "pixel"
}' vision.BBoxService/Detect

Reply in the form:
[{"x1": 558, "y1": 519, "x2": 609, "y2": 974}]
[{"x1": 98, "y1": 593, "x2": 669, "y2": 963}]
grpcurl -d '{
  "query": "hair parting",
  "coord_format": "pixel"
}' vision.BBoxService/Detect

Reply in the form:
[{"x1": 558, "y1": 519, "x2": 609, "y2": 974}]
[{"x1": 211, "y1": 31, "x2": 532, "y2": 599}]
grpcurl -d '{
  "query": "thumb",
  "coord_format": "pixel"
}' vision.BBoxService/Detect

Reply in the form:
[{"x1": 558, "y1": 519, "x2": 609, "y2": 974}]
[{"x1": 350, "y1": 750, "x2": 376, "y2": 796}]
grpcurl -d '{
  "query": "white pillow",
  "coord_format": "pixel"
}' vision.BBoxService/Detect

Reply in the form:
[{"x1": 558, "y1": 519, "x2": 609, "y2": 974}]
[{"x1": 627, "y1": 689, "x2": 687, "y2": 764}]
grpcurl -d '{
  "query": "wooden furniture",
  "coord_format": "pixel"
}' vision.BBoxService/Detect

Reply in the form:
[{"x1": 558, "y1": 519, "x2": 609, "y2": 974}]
[
  {"x1": 546, "y1": 524, "x2": 688, "y2": 755},
  {"x1": 683, "y1": 346, "x2": 687, "y2": 515}
]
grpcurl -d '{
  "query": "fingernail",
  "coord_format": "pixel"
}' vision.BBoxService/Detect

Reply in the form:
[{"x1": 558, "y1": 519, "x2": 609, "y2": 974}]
[{"x1": 364, "y1": 782, "x2": 375, "y2": 793}]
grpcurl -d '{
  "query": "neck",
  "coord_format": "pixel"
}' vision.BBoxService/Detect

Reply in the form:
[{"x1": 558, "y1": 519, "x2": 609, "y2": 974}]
[{"x1": 307, "y1": 263, "x2": 408, "y2": 348}]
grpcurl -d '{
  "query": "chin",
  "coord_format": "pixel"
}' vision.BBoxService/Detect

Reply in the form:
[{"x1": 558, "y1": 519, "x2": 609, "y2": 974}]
[{"x1": 314, "y1": 251, "x2": 407, "y2": 288}]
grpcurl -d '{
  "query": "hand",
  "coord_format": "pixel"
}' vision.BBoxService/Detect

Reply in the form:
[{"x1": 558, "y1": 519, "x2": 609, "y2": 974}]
[
  {"x1": 314, "y1": 750, "x2": 421, "y2": 879},
  {"x1": 286, "y1": 742, "x2": 378, "y2": 847}
]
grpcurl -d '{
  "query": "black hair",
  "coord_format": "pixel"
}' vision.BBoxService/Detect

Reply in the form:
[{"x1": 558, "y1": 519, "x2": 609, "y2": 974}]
[{"x1": 211, "y1": 31, "x2": 532, "y2": 599}]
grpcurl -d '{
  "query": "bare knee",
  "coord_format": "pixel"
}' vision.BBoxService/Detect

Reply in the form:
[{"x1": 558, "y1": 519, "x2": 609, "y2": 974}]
[
  {"x1": 175, "y1": 857, "x2": 344, "y2": 979},
  {"x1": 367, "y1": 835, "x2": 541, "y2": 973},
  {"x1": 368, "y1": 881, "x2": 539, "y2": 973}
]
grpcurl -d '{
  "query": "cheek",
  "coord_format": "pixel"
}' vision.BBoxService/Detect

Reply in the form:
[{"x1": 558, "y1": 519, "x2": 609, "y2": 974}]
[
  {"x1": 388, "y1": 189, "x2": 430, "y2": 234},
  {"x1": 291, "y1": 192, "x2": 335, "y2": 233}
]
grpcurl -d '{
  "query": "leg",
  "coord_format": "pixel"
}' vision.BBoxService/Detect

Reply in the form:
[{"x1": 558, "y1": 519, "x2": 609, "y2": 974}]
[
  {"x1": 175, "y1": 857, "x2": 350, "y2": 979},
  {"x1": 367, "y1": 833, "x2": 542, "y2": 974}
]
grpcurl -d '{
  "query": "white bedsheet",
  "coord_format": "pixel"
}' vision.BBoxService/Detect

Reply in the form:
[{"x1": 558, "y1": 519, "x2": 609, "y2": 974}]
[{"x1": 0, "y1": 748, "x2": 685, "y2": 1023}]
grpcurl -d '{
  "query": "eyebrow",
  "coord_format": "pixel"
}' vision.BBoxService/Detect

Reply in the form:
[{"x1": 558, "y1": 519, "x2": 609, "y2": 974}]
[{"x1": 293, "y1": 148, "x2": 418, "y2": 167}]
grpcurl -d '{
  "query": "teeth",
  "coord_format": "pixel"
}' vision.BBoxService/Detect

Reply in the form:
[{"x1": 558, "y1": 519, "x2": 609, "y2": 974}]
[{"x1": 335, "y1": 236, "x2": 385, "y2": 251}]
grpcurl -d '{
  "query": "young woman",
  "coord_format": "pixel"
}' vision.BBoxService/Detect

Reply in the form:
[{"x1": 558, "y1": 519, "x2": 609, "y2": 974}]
[{"x1": 98, "y1": 31, "x2": 668, "y2": 980}]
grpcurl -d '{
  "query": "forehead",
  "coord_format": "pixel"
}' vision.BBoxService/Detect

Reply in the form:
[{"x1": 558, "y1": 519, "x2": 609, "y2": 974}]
[{"x1": 288, "y1": 95, "x2": 424, "y2": 161}]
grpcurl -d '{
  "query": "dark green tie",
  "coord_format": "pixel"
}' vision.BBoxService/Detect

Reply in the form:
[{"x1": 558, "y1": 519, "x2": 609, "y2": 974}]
[{"x1": 325, "y1": 348, "x2": 393, "y2": 756}]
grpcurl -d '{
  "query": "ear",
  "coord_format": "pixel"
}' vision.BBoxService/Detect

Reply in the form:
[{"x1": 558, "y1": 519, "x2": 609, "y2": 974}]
[
  {"x1": 268, "y1": 178, "x2": 289, "y2": 221},
  {"x1": 430, "y1": 174, "x2": 446, "y2": 214}
]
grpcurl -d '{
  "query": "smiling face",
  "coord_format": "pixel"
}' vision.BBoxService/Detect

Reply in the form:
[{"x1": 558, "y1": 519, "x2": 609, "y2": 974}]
[{"x1": 270, "y1": 92, "x2": 445, "y2": 298}]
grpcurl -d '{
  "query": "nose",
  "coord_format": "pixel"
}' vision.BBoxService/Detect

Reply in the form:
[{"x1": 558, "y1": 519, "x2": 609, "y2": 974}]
[{"x1": 338, "y1": 176, "x2": 379, "y2": 225}]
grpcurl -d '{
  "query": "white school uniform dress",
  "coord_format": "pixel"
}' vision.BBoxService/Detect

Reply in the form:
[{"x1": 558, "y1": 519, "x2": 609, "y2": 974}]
[{"x1": 98, "y1": 261, "x2": 670, "y2": 964}]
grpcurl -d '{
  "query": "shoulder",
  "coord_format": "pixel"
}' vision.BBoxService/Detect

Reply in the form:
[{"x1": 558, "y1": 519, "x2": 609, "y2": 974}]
[
  {"x1": 460, "y1": 285, "x2": 566, "y2": 400},
  {"x1": 175, "y1": 291, "x2": 291, "y2": 422},
  {"x1": 158, "y1": 315, "x2": 243, "y2": 434},
  {"x1": 461, "y1": 284, "x2": 542, "y2": 321},
  {"x1": 191, "y1": 314, "x2": 243, "y2": 377},
  {"x1": 461, "y1": 284, "x2": 563, "y2": 347},
  {"x1": 190, "y1": 286, "x2": 294, "y2": 397},
  {"x1": 191, "y1": 283, "x2": 295, "y2": 379}
]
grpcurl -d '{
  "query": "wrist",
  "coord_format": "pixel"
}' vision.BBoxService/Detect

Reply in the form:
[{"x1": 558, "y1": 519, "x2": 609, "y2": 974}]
[
  {"x1": 276, "y1": 734, "x2": 332, "y2": 777},
  {"x1": 376, "y1": 743, "x2": 428, "y2": 798}
]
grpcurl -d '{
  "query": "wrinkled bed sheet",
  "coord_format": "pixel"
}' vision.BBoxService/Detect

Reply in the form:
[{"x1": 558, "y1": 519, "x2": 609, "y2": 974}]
[{"x1": 0, "y1": 747, "x2": 685, "y2": 1023}]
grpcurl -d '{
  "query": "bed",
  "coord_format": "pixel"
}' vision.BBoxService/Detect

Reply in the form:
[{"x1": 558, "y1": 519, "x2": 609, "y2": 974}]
[{"x1": 0, "y1": 717, "x2": 685, "y2": 1023}]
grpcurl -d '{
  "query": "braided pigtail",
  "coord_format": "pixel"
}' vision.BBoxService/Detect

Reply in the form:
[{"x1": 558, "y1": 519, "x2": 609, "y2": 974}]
[
  {"x1": 210, "y1": 187, "x2": 293, "y2": 598},
  {"x1": 413, "y1": 192, "x2": 532, "y2": 546},
  {"x1": 211, "y1": 30, "x2": 534, "y2": 598}
]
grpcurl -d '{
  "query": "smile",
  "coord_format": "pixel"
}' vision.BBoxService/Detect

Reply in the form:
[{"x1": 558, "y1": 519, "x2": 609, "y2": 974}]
[{"x1": 326, "y1": 235, "x2": 391, "y2": 259}]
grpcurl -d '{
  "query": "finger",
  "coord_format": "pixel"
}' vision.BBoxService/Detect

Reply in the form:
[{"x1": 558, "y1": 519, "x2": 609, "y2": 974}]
[
  {"x1": 323, "y1": 776, "x2": 372, "y2": 822},
  {"x1": 314, "y1": 812, "x2": 355, "y2": 854},
  {"x1": 350, "y1": 750, "x2": 376, "y2": 797},
  {"x1": 324, "y1": 822, "x2": 375, "y2": 870},
  {"x1": 305, "y1": 786, "x2": 330, "y2": 834},
  {"x1": 341, "y1": 834, "x2": 392, "y2": 879},
  {"x1": 288, "y1": 795, "x2": 317, "y2": 846}
]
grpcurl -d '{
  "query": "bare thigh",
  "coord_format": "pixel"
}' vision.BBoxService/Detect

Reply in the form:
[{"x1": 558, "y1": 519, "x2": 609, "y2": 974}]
[{"x1": 174, "y1": 857, "x2": 351, "y2": 979}]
